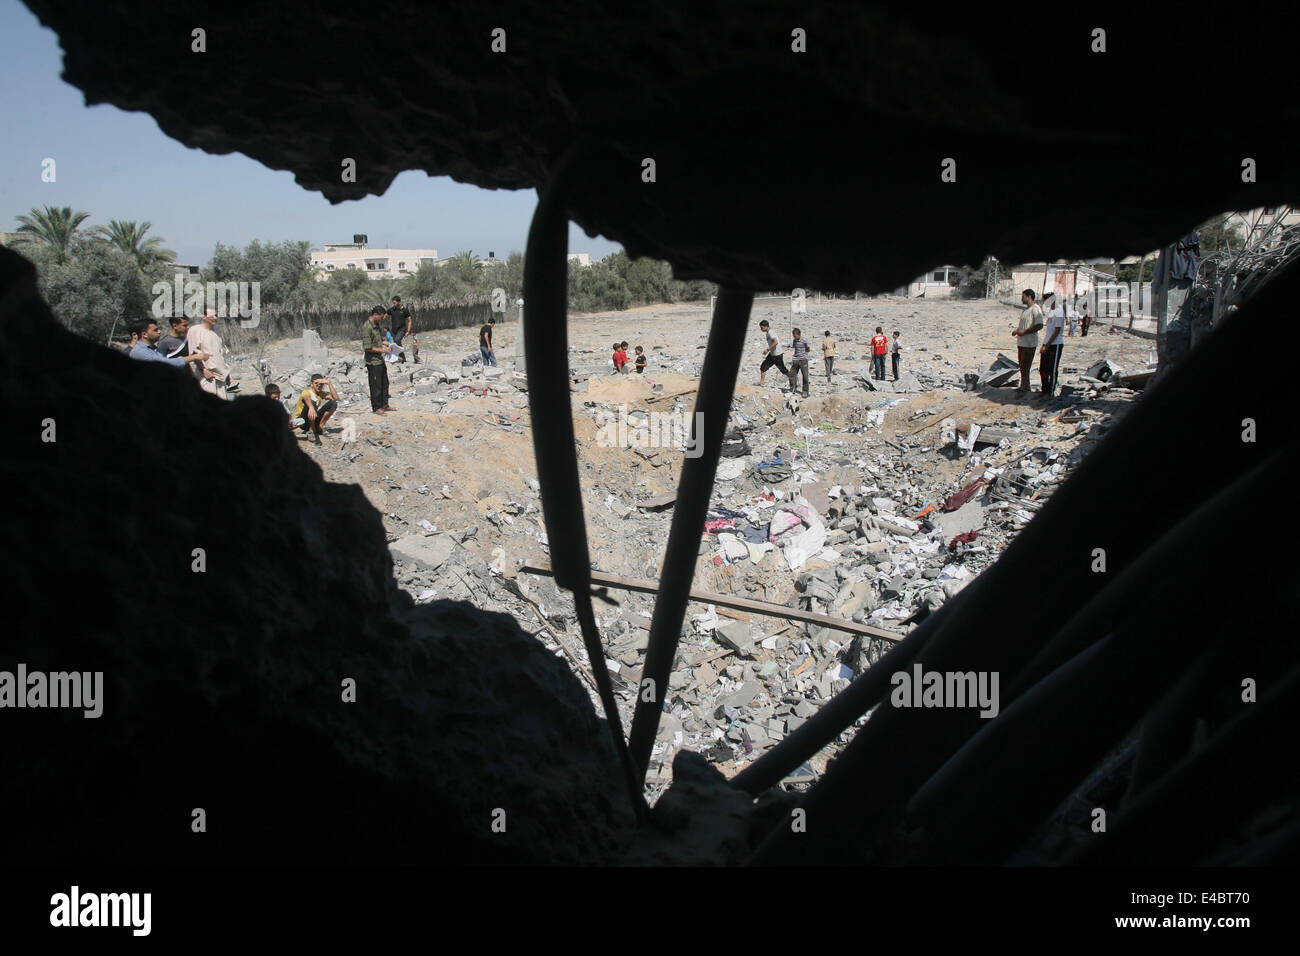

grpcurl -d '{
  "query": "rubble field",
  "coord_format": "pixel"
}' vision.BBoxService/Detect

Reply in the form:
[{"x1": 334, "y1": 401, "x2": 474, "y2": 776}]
[{"x1": 242, "y1": 295, "x2": 1155, "y2": 797}]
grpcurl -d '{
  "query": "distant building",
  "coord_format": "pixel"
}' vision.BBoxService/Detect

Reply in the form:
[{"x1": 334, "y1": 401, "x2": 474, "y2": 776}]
[
  {"x1": 1229, "y1": 206, "x2": 1300, "y2": 240},
  {"x1": 0, "y1": 230, "x2": 29, "y2": 248},
  {"x1": 173, "y1": 263, "x2": 202, "y2": 279},
  {"x1": 898, "y1": 265, "x2": 960, "y2": 298},
  {"x1": 567, "y1": 252, "x2": 591, "y2": 267},
  {"x1": 310, "y1": 241, "x2": 439, "y2": 280}
]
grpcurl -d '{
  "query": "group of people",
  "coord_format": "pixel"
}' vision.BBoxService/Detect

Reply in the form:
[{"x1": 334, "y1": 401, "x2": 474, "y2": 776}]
[
  {"x1": 610, "y1": 341, "x2": 647, "y2": 374},
  {"x1": 126, "y1": 307, "x2": 240, "y2": 398},
  {"x1": 868, "y1": 326, "x2": 903, "y2": 381},
  {"x1": 758, "y1": 321, "x2": 903, "y2": 396},
  {"x1": 1013, "y1": 288, "x2": 1089, "y2": 399}
]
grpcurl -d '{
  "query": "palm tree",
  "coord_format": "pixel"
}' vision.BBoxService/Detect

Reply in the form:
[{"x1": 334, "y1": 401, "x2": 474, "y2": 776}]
[
  {"x1": 14, "y1": 205, "x2": 92, "y2": 264},
  {"x1": 93, "y1": 219, "x2": 177, "y2": 272}
]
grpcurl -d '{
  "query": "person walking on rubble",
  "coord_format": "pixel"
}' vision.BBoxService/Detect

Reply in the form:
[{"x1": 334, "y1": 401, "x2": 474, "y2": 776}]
[
  {"x1": 822, "y1": 330, "x2": 836, "y2": 381},
  {"x1": 788, "y1": 327, "x2": 811, "y2": 397},
  {"x1": 1013, "y1": 289, "x2": 1044, "y2": 396},
  {"x1": 758, "y1": 320, "x2": 789, "y2": 386}
]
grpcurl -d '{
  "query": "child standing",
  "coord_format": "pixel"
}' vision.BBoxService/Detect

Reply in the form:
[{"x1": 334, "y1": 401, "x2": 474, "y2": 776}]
[
  {"x1": 612, "y1": 342, "x2": 625, "y2": 372},
  {"x1": 822, "y1": 330, "x2": 836, "y2": 381},
  {"x1": 634, "y1": 345, "x2": 647, "y2": 373},
  {"x1": 891, "y1": 330, "x2": 902, "y2": 380}
]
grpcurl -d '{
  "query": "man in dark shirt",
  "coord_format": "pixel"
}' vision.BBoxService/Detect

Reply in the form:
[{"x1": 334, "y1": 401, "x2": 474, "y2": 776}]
[
  {"x1": 129, "y1": 318, "x2": 209, "y2": 369},
  {"x1": 363, "y1": 305, "x2": 393, "y2": 414},
  {"x1": 479, "y1": 316, "x2": 497, "y2": 367},
  {"x1": 387, "y1": 296, "x2": 412, "y2": 363},
  {"x1": 158, "y1": 315, "x2": 190, "y2": 368}
]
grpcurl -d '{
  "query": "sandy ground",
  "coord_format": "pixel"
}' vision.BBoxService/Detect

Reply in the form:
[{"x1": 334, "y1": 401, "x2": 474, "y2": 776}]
[{"x1": 236, "y1": 294, "x2": 1147, "y2": 789}]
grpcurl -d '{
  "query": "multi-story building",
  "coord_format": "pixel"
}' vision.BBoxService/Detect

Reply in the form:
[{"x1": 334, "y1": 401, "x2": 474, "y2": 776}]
[{"x1": 309, "y1": 239, "x2": 439, "y2": 280}]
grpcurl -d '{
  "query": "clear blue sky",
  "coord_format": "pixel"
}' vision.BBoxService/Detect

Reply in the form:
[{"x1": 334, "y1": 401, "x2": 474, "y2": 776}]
[{"x1": 0, "y1": 0, "x2": 621, "y2": 267}]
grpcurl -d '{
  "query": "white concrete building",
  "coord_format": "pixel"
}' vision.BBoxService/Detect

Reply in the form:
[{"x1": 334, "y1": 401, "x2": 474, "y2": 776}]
[
  {"x1": 899, "y1": 265, "x2": 959, "y2": 298},
  {"x1": 310, "y1": 241, "x2": 439, "y2": 280}
]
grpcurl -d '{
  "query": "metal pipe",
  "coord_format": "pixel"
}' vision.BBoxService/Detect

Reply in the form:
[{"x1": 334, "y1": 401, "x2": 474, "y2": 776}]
[{"x1": 627, "y1": 286, "x2": 753, "y2": 781}]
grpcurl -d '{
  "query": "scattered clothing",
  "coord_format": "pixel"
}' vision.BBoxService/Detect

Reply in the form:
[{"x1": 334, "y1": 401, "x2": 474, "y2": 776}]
[
  {"x1": 943, "y1": 477, "x2": 989, "y2": 512},
  {"x1": 948, "y1": 530, "x2": 980, "y2": 550}
]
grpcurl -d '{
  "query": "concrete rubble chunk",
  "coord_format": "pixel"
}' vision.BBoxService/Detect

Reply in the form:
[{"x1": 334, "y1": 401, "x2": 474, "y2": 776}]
[
  {"x1": 715, "y1": 620, "x2": 756, "y2": 657},
  {"x1": 389, "y1": 534, "x2": 456, "y2": 571}
]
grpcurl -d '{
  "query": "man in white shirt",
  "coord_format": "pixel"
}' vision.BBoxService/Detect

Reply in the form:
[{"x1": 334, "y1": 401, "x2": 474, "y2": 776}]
[
  {"x1": 1039, "y1": 294, "x2": 1066, "y2": 399},
  {"x1": 1012, "y1": 289, "x2": 1044, "y2": 395},
  {"x1": 758, "y1": 320, "x2": 789, "y2": 386},
  {"x1": 187, "y1": 307, "x2": 232, "y2": 399}
]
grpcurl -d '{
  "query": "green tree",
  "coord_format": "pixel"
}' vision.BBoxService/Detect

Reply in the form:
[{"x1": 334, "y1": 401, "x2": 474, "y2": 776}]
[
  {"x1": 92, "y1": 219, "x2": 176, "y2": 272},
  {"x1": 400, "y1": 262, "x2": 441, "y2": 301},
  {"x1": 1195, "y1": 214, "x2": 1245, "y2": 255},
  {"x1": 1116, "y1": 258, "x2": 1157, "y2": 283},
  {"x1": 14, "y1": 205, "x2": 92, "y2": 264},
  {"x1": 23, "y1": 241, "x2": 150, "y2": 341},
  {"x1": 448, "y1": 250, "x2": 481, "y2": 288},
  {"x1": 205, "y1": 239, "x2": 313, "y2": 307}
]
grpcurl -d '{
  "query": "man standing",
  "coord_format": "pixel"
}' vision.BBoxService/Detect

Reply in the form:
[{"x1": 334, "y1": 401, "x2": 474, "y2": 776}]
[
  {"x1": 388, "y1": 296, "x2": 412, "y2": 363},
  {"x1": 363, "y1": 304, "x2": 393, "y2": 414},
  {"x1": 1080, "y1": 301, "x2": 1092, "y2": 337},
  {"x1": 479, "y1": 316, "x2": 497, "y2": 367},
  {"x1": 1012, "y1": 290, "x2": 1044, "y2": 396},
  {"x1": 758, "y1": 320, "x2": 789, "y2": 386},
  {"x1": 788, "y1": 327, "x2": 811, "y2": 397},
  {"x1": 870, "y1": 326, "x2": 889, "y2": 380},
  {"x1": 890, "y1": 330, "x2": 902, "y2": 380},
  {"x1": 129, "y1": 319, "x2": 209, "y2": 368},
  {"x1": 159, "y1": 315, "x2": 190, "y2": 363},
  {"x1": 821, "y1": 330, "x2": 836, "y2": 381},
  {"x1": 1039, "y1": 295, "x2": 1065, "y2": 400},
  {"x1": 187, "y1": 307, "x2": 232, "y2": 398}
]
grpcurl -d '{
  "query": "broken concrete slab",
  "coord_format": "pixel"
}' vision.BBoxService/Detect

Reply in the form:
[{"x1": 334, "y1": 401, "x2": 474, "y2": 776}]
[
  {"x1": 933, "y1": 499, "x2": 986, "y2": 537},
  {"x1": 715, "y1": 620, "x2": 756, "y2": 657},
  {"x1": 891, "y1": 372, "x2": 923, "y2": 392},
  {"x1": 389, "y1": 534, "x2": 456, "y2": 571}
]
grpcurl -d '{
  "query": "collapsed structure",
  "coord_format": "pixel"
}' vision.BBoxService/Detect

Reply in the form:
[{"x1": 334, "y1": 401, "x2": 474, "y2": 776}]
[{"x1": 6, "y1": 1, "x2": 1298, "y2": 864}]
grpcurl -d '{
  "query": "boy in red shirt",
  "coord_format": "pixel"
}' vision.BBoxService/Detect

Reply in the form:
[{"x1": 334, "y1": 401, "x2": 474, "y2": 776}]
[
  {"x1": 870, "y1": 326, "x2": 889, "y2": 380},
  {"x1": 612, "y1": 342, "x2": 626, "y2": 372}
]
